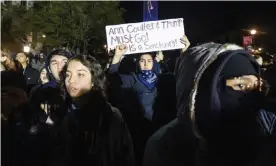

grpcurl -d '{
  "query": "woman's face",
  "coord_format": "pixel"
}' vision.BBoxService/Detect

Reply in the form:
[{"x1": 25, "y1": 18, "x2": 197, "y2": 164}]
[
  {"x1": 40, "y1": 68, "x2": 49, "y2": 84},
  {"x1": 225, "y1": 75, "x2": 262, "y2": 92},
  {"x1": 139, "y1": 54, "x2": 153, "y2": 71},
  {"x1": 65, "y1": 60, "x2": 93, "y2": 98}
]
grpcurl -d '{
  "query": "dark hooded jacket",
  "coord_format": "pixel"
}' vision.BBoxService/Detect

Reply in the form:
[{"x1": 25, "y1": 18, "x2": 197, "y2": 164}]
[
  {"x1": 108, "y1": 54, "x2": 161, "y2": 121},
  {"x1": 21, "y1": 50, "x2": 73, "y2": 166},
  {"x1": 23, "y1": 65, "x2": 39, "y2": 86},
  {"x1": 29, "y1": 49, "x2": 73, "y2": 98},
  {"x1": 64, "y1": 91, "x2": 135, "y2": 166},
  {"x1": 143, "y1": 43, "x2": 276, "y2": 166}
]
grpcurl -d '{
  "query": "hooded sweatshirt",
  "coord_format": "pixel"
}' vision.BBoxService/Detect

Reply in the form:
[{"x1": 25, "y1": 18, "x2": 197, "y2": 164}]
[
  {"x1": 143, "y1": 43, "x2": 276, "y2": 166},
  {"x1": 44, "y1": 49, "x2": 73, "y2": 88},
  {"x1": 190, "y1": 47, "x2": 276, "y2": 166},
  {"x1": 143, "y1": 43, "x2": 254, "y2": 166}
]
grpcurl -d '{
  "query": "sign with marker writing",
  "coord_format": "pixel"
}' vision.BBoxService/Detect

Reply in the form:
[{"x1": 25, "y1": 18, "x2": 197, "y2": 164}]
[{"x1": 105, "y1": 18, "x2": 185, "y2": 55}]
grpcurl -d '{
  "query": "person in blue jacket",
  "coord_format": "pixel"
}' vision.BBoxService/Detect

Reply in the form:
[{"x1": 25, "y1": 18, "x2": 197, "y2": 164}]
[
  {"x1": 108, "y1": 36, "x2": 190, "y2": 165},
  {"x1": 108, "y1": 36, "x2": 190, "y2": 122}
]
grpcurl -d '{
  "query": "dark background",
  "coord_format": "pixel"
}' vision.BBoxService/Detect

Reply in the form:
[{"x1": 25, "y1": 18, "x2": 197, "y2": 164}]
[{"x1": 120, "y1": 1, "x2": 276, "y2": 53}]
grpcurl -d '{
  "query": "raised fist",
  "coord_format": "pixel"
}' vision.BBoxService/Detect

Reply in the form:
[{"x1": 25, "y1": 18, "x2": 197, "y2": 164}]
[{"x1": 115, "y1": 44, "x2": 128, "y2": 57}]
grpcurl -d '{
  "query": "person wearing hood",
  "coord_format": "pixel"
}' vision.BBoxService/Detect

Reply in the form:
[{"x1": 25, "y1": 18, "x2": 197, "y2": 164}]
[
  {"x1": 143, "y1": 43, "x2": 276, "y2": 166},
  {"x1": 28, "y1": 49, "x2": 73, "y2": 115},
  {"x1": 28, "y1": 49, "x2": 74, "y2": 128},
  {"x1": 61, "y1": 55, "x2": 135, "y2": 166},
  {"x1": 191, "y1": 49, "x2": 275, "y2": 165},
  {"x1": 22, "y1": 49, "x2": 74, "y2": 166},
  {"x1": 43, "y1": 49, "x2": 74, "y2": 88}
]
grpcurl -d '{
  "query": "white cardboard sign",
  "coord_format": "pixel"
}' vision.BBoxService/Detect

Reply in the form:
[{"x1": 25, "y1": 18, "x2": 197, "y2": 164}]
[{"x1": 105, "y1": 18, "x2": 185, "y2": 55}]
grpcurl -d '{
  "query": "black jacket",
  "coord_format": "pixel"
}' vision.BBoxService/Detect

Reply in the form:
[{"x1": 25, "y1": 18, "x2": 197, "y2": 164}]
[
  {"x1": 143, "y1": 43, "x2": 249, "y2": 166},
  {"x1": 143, "y1": 43, "x2": 276, "y2": 166},
  {"x1": 66, "y1": 92, "x2": 135, "y2": 166},
  {"x1": 23, "y1": 65, "x2": 39, "y2": 86}
]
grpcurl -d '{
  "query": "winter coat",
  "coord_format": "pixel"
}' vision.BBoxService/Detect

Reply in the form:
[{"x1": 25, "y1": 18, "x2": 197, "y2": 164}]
[
  {"x1": 143, "y1": 43, "x2": 276, "y2": 166},
  {"x1": 23, "y1": 65, "x2": 39, "y2": 86},
  {"x1": 65, "y1": 92, "x2": 135, "y2": 166},
  {"x1": 108, "y1": 63, "x2": 157, "y2": 121}
]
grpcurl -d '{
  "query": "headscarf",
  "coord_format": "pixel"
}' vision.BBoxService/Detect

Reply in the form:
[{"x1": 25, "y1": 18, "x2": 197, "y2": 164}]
[{"x1": 194, "y1": 51, "x2": 263, "y2": 144}]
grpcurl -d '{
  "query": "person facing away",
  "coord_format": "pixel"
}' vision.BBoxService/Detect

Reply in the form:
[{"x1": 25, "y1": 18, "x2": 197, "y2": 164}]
[
  {"x1": 15, "y1": 52, "x2": 39, "y2": 89},
  {"x1": 61, "y1": 55, "x2": 135, "y2": 166},
  {"x1": 143, "y1": 43, "x2": 276, "y2": 166}
]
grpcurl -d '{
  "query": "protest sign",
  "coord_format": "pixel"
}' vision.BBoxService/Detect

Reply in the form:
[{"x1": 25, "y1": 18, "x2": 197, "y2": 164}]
[{"x1": 105, "y1": 18, "x2": 185, "y2": 55}]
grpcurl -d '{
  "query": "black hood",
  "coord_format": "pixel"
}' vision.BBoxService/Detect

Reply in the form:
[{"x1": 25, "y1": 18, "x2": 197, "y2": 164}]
[
  {"x1": 45, "y1": 49, "x2": 73, "y2": 83},
  {"x1": 186, "y1": 44, "x2": 270, "y2": 143},
  {"x1": 193, "y1": 50, "x2": 261, "y2": 139},
  {"x1": 174, "y1": 43, "x2": 244, "y2": 118}
]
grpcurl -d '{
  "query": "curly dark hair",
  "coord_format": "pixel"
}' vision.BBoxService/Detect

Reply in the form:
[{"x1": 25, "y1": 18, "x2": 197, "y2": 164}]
[{"x1": 60, "y1": 54, "x2": 108, "y2": 100}]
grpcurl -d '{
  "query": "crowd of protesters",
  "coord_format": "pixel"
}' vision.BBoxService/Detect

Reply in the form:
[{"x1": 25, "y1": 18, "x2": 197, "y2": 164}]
[{"x1": 1, "y1": 35, "x2": 276, "y2": 166}]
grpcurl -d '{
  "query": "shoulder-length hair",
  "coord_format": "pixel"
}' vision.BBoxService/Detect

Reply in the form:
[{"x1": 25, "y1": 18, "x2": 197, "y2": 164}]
[{"x1": 60, "y1": 54, "x2": 108, "y2": 101}]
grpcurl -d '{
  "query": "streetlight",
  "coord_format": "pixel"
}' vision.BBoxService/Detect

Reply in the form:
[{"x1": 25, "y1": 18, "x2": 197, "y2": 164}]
[
  {"x1": 250, "y1": 29, "x2": 257, "y2": 35},
  {"x1": 104, "y1": 44, "x2": 107, "y2": 49},
  {"x1": 42, "y1": 34, "x2": 46, "y2": 38},
  {"x1": 23, "y1": 45, "x2": 30, "y2": 53},
  {"x1": 258, "y1": 48, "x2": 262, "y2": 51},
  {"x1": 250, "y1": 29, "x2": 257, "y2": 49}
]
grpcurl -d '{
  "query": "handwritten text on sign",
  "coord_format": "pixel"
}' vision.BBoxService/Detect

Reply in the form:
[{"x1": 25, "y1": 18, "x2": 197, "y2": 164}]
[{"x1": 105, "y1": 18, "x2": 185, "y2": 55}]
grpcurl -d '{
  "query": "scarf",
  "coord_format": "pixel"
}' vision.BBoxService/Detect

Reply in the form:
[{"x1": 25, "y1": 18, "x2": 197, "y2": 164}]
[
  {"x1": 70, "y1": 91, "x2": 107, "y2": 131},
  {"x1": 138, "y1": 70, "x2": 157, "y2": 90}
]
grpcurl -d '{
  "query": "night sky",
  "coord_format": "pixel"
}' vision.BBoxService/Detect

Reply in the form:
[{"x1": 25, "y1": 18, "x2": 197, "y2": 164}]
[{"x1": 120, "y1": 1, "x2": 276, "y2": 53}]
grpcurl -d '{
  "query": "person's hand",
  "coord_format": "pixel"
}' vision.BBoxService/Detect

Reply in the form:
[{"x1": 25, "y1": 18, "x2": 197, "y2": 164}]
[
  {"x1": 115, "y1": 44, "x2": 128, "y2": 58},
  {"x1": 180, "y1": 35, "x2": 190, "y2": 53},
  {"x1": 155, "y1": 51, "x2": 164, "y2": 62},
  {"x1": 1, "y1": 56, "x2": 7, "y2": 63},
  {"x1": 111, "y1": 44, "x2": 128, "y2": 64}
]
